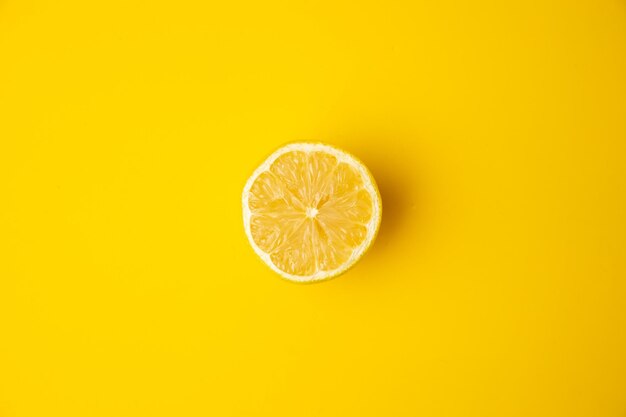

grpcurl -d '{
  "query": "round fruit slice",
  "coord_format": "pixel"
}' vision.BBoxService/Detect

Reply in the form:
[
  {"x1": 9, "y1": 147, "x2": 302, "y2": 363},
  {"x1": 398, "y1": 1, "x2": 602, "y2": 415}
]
[{"x1": 242, "y1": 142, "x2": 382, "y2": 282}]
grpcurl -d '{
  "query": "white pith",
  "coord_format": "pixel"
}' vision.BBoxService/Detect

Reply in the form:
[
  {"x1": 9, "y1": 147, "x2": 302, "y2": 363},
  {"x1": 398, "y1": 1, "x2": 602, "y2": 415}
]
[{"x1": 242, "y1": 142, "x2": 382, "y2": 282}]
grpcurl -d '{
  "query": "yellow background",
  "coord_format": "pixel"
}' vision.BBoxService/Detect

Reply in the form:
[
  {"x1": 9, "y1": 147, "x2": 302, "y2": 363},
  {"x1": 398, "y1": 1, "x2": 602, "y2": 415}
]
[{"x1": 1, "y1": 0, "x2": 625, "y2": 416}]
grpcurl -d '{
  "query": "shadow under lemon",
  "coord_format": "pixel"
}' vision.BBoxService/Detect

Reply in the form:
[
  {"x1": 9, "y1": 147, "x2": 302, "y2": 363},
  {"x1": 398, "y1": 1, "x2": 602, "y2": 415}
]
[{"x1": 338, "y1": 139, "x2": 423, "y2": 274}]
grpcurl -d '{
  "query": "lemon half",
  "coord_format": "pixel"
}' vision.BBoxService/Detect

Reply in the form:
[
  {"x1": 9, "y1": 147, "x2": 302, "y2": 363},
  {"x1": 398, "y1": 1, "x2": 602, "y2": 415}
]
[{"x1": 242, "y1": 143, "x2": 382, "y2": 282}]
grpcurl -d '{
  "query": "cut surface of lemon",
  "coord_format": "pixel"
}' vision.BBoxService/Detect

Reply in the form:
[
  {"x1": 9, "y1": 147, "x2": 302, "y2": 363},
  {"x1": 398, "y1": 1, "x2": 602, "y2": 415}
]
[{"x1": 242, "y1": 143, "x2": 382, "y2": 282}]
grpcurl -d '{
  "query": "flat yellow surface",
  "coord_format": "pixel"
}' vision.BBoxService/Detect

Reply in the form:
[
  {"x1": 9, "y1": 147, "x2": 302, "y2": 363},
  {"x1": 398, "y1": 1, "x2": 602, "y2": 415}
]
[{"x1": 1, "y1": 1, "x2": 625, "y2": 416}]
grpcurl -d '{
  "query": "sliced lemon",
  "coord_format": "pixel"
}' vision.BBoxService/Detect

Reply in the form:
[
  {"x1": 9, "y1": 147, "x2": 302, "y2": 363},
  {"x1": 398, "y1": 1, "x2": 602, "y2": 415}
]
[{"x1": 242, "y1": 143, "x2": 382, "y2": 282}]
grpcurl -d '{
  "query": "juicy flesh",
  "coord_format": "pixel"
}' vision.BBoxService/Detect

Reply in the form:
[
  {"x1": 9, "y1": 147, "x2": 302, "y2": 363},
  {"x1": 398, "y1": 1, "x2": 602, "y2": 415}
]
[{"x1": 248, "y1": 150, "x2": 374, "y2": 276}]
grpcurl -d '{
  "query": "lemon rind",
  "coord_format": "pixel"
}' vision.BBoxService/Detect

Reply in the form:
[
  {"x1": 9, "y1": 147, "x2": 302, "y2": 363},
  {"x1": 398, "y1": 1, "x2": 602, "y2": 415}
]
[{"x1": 242, "y1": 142, "x2": 382, "y2": 283}]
